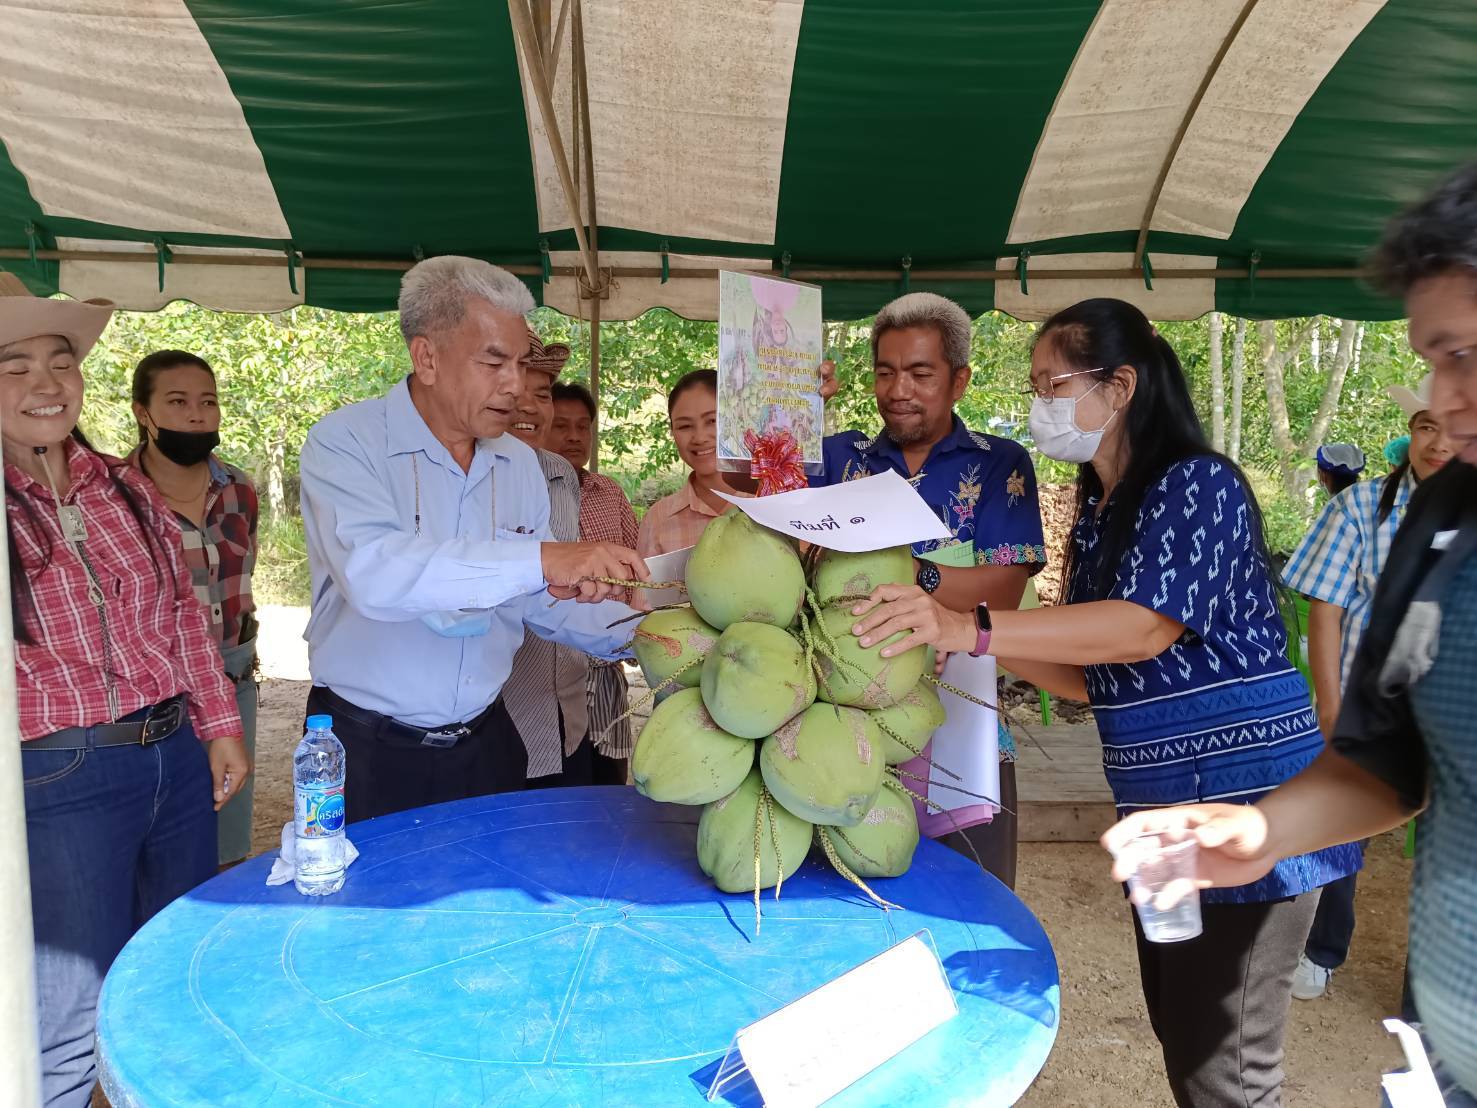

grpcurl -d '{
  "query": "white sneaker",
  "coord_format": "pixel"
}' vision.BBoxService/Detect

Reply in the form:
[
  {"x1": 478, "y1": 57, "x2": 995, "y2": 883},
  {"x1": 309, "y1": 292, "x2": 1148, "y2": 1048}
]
[{"x1": 1292, "y1": 953, "x2": 1331, "y2": 1000}]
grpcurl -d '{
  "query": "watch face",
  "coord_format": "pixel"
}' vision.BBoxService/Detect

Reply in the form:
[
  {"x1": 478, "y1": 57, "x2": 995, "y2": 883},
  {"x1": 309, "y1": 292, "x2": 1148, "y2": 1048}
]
[{"x1": 917, "y1": 561, "x2": 942, "y2": 593}]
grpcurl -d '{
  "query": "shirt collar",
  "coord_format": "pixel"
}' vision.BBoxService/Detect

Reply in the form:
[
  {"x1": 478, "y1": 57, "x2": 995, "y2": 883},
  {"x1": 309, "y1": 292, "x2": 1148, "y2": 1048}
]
[
  {"x1": 677, "y1": 474, "x2": 742, "y2": 518},
  {"x1": 385, "y1": 377, "x2": 516, "y2": 469},
  {"x1": 6, "y1": 436, "x2": 106, "y2": 500},
  {"x1": 861, "y1": 414, "x2": 977, "y2": 465}
]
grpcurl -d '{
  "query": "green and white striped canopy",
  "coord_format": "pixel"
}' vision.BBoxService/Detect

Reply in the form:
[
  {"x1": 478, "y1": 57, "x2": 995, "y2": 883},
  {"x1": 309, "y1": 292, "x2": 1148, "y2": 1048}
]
[{"x1": 2, "y1": 0, "x2": 1475, "y2": 321}]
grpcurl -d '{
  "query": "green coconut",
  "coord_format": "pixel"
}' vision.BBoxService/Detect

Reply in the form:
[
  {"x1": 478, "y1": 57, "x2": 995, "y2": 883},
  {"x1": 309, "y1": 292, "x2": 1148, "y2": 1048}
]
[
  {"x1": 697, "y1": 768, "x2": 813, "y2": 893},
  {"x1": 810, "y1": 545, "x2": 915, "y2": 609},
  {"x1": 700, "y1": 622, "x2": 815, "y2": 739},
  {"x1": 685, "y1": 509, "x2": 806, "y2": 630},
  {"x1": 631, "y1": 606, "x2": 720, "y2": 698},
  {"x1": 631, "y1": 688, "x2": 754, "y2": 805},
  {"x1": 760, "y1": 703, "x2": 885, "y2": 827},
  {"x1": 812, "y1": 604, "x2": 927, "y2": 709},
  {"x1": 826, "y1": 780, "x2": 920, "y2": 877},
  {"x1": 867, "y1": 680, "x2": 947, "y2": 764}
]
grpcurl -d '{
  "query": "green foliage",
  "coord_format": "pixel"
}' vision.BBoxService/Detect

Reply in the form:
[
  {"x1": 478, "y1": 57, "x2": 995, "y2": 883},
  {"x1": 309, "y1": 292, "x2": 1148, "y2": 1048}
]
[
  {"x1": 74, "y1": 301, "x2": 1424, "y2": 581},
  {"x1": 254, "y1": 513, "x2": 312, "y2": 607}
]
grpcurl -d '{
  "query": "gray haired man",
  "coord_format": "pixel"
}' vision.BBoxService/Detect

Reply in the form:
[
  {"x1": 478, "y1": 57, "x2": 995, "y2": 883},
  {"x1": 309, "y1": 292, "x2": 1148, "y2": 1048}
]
[
  {"x1": 299, "y1": 256, "x2": 646, "y2": 822},
  {"x1": 814, "y1": 291, "x2": 1047, "y2": 887}
]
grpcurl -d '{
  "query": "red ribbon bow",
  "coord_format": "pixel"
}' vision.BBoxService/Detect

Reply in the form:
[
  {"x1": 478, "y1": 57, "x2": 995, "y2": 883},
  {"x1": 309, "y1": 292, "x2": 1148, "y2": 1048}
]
[{"x1": 744, "y1": 427, "x2": 808, "y2": 497}]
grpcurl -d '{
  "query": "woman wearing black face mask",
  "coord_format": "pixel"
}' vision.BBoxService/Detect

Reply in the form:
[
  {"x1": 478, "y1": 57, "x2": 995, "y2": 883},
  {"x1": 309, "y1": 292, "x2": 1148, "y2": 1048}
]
[{"x1": 130, "y1": 349, "x2": 261, "y2": 866}]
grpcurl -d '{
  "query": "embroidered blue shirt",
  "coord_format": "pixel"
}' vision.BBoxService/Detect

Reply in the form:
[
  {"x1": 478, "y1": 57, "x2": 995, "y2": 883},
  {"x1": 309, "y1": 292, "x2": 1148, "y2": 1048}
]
[
  {"x1": 813, "y1": 416, "x2": 1046, "y2": 762},
  {"x1": 814, "y1": 417, "x2": 1047, "y2": 569},
  {"x1": 1067, "y1": 455, "x2": 1361, "y2": 904}
]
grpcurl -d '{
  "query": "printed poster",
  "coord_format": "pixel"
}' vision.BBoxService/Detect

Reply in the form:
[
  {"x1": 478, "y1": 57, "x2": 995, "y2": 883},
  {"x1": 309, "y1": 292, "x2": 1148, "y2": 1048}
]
[{"x1": 717, "y1": 270, "x2": 824, "y2": 474}]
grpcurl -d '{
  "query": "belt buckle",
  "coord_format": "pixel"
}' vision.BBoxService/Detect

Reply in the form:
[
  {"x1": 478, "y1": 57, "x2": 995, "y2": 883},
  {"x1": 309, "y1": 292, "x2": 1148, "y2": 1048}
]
[
  {"x1": 421, "y1": 725, "x2": 470, "y2": 749},
  {"x1": 141, "y1": 699, "x2": 182, "y2": 745}
]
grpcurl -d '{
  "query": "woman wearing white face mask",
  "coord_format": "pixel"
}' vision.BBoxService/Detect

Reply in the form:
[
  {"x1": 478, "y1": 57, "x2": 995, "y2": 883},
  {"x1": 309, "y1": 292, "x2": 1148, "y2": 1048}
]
[{"x1": 850, "y1": 298, "x2": 1358, "y2": 1108}]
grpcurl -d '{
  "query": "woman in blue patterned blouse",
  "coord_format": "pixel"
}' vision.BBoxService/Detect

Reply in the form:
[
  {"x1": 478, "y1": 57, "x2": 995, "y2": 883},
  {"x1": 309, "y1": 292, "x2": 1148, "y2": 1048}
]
[{"x1": 851, "y1": 297, "x2": 1359, "y2": 1108}]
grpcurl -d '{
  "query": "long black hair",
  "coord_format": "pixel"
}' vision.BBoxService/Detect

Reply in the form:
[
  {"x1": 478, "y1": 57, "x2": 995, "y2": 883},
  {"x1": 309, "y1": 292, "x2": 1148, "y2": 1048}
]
[
  {"x1": 7, "y1": 427, "x2": 165, "y2": 645},
  {"x1": 1377, "y1": 459, "x2": 1410, "y2": 525},
  {"x1": 1044, "y1": 299, "x2": 1279, "y2": 600}
]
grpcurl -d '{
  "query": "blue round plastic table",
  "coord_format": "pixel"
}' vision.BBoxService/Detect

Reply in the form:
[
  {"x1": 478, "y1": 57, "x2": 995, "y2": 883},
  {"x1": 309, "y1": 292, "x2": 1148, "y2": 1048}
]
[{"x1": 98, "y1": 787, "x2": 1058, "y2": 1107}]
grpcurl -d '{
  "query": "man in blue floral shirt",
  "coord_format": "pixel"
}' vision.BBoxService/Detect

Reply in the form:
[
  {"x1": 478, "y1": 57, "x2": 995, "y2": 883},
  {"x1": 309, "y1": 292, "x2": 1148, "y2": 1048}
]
[{"x1": 814, "y1": 292, "x2": 1046, "y2": 886}]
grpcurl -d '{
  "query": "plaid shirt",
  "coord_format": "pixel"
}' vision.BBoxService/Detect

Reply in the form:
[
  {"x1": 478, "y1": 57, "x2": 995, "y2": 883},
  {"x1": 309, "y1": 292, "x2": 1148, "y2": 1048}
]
[
  {"x1": 636, "y1": 476, "x2": 749, "y2": 558},
  {"x1": 577, "y1": 471, "x2": 638, "y2": 758},
  {"x1": 128, "y1": 450, "x2": 259, "y2": 650},
  {"x1": 7, "y1": 439, "x2": 241, "y2": 741},
  {"x1": 1283, "y1": 471, "x2": 1414, "y2": 684},
  {"x1": 577, "y1": 471, "x2": 638, "y2": 549}
]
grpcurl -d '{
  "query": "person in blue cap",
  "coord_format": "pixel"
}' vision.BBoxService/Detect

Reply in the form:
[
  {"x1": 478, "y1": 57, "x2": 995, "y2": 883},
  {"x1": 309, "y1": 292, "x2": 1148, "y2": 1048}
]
[{"x1": 1315, "y1": 442, "x2": 1366, "y2": 497}]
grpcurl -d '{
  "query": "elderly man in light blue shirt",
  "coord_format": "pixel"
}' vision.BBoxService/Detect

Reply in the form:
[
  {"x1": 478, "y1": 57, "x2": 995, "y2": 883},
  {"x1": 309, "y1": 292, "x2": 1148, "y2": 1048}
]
[{"x1": 299, "y1": 256, "x2": 648, "y2": 822}]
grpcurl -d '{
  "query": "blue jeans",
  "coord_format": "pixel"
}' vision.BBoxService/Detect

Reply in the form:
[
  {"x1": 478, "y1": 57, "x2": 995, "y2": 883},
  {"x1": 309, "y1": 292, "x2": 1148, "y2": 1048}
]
[{"x1": 23, "y1": 715, "x2": 217, "y2": 1108}]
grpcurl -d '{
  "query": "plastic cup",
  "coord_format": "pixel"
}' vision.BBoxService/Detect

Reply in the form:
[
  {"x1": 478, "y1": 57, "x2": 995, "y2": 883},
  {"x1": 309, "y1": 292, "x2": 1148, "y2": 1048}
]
[{"x1": 1117, "y1": 831, "x2": 1202, "y2": 943}]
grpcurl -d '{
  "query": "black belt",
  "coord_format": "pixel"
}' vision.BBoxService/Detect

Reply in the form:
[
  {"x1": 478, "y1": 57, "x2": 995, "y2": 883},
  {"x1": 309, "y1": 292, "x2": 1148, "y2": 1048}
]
[
  {"x1": 313, "y1": 687, "x2": 493, "y2": 750},
  {"x1": 26, "y1": 695, "x2": 188, "y2": 751}
]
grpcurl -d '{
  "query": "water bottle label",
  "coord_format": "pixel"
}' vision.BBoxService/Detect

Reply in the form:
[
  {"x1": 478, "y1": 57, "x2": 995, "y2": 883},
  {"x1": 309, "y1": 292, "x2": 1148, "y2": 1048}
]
[{"x1": 297, "y1": 783, "x2": 346, "y2": 837}]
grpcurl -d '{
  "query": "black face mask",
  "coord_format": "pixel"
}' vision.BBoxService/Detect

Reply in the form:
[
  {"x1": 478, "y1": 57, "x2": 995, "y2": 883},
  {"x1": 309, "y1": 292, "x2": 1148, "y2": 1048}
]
[{"x1": 150, "y1": 426, "x2": 220, "y2": 467}]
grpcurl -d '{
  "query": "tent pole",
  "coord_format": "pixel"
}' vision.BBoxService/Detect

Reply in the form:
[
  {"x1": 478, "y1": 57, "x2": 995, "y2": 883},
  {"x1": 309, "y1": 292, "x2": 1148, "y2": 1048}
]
[
  {"x1": 0, "y1": 470, "x2": 42, "y2": 1106},
  {"x1": 1133, "y1": 0, "x2": 1259, "y2": 270},
  {"x1": 0, "y1": 249, "x2": 1367, "y2": 283},
  {"x1": 507, "y1": 0, "x2": 601, "y2": 289},
  {"x1": 589, "y1": 294, "x2": 601, "y2": 473}
]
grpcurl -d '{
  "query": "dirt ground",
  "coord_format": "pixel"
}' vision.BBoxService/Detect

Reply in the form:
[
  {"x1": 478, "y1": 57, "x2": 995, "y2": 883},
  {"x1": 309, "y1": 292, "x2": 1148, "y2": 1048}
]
[{"x1": 246, "y1": 661, "x2": 1413, "y2": 1107}]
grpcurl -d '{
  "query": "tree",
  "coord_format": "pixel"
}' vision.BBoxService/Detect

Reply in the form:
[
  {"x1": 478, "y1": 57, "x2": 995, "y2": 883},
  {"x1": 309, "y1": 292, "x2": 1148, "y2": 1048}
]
[
  {"x1": 1208, "y1": 312, "x2": 1225, "y2": 451},
  {"x1": 1257, "y1": 317, "x2": 1360, "y2": 497},
  {"x1": 1229, "y1": 317, "x2": 1247, "y2": 461}
]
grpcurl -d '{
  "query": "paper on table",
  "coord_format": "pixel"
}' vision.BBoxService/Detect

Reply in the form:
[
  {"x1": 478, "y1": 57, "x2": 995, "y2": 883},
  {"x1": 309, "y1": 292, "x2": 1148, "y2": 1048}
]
[
  {"x1": 714, "y1": 469, "x2": 950, "y2": 553},
  {"x1": 928, "y1": 653, "x2": 1000, "y2": 814},
  {"x1": 727, "y1": 932, "x2": 957, "y2": 1108},
  {"x1": 641, "y1": 546, "x2": 693, "y2": 608}
]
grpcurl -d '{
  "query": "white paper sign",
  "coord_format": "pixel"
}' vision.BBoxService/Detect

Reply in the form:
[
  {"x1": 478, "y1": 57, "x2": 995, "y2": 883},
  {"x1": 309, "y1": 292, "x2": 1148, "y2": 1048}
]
[
  {"x1": 929, "y1": 654, "x2": 1001, "y2": 813},
  {"x1": 723, "y1": 933, "x2": 957, "y2": 1108},
  {"x1": 714, "y1": 470, "x2": 950, "y2": 552},
  {"x1": 641, "y1": 546, "x2": 693, "y2": 608}
]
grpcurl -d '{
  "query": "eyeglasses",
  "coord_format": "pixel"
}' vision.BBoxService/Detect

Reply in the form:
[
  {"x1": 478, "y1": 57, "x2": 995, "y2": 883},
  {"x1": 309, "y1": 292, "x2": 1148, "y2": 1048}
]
[{"x1": 1020, "y1": 367, "x2": 1105, "y2": 402}]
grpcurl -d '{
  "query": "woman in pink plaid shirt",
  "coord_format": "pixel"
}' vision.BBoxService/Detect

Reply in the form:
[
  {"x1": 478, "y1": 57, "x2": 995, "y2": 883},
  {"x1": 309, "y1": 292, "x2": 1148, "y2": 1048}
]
[{"x1": 1, "y1": 287, "x2": 248, "y2": 1108}]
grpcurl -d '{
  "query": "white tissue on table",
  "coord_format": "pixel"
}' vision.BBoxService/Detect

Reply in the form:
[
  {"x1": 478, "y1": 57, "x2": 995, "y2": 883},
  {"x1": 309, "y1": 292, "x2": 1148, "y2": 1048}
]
[{"x1": 266, "y1": 820, "x2": 360, "y2": 887}]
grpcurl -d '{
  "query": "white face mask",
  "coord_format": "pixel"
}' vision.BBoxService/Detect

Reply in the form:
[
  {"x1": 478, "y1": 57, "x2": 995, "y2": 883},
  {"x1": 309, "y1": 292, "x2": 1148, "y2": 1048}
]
[
  {"x1": 1028, "y1": 381, "x2": 1118, "y2": 463},
  {"x1": 420, "y1": 609, "x2": 493, "y2": 638}
]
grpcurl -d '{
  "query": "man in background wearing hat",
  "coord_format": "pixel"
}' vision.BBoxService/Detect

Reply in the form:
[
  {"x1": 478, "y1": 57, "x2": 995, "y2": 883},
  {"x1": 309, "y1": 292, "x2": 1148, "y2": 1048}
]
[
  {"x1": 1281, "y1": 372, "x2": 1453, "y2": 1001},
  {"x1": 299, "y1": 257, "x2": 646, "y2": 823},
  {"x1": 500, "y1": 329, "x2": 604, "y2": 785}
]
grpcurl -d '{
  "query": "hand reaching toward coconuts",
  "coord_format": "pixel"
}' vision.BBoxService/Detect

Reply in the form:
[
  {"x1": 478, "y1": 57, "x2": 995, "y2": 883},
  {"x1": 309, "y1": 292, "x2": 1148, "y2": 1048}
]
[
  {"x1": 850, "y1": 583, "x2": 979, "y2": 657},
  {"x1": 541, "y1": 541, "x2": 650, "y2": 602}
]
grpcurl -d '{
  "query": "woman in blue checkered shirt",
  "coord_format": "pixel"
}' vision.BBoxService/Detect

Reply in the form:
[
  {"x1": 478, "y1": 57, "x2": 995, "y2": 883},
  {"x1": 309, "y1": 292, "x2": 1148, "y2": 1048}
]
[{"x1": 1282, "y1": 377, "x2": 1454, "y2": 1001}]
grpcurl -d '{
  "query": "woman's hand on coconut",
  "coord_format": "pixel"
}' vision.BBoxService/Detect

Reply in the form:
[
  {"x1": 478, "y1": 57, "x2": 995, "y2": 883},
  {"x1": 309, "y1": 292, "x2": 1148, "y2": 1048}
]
[{"x1": 849, "y1": 584, "x2": 976, "y2": 657}]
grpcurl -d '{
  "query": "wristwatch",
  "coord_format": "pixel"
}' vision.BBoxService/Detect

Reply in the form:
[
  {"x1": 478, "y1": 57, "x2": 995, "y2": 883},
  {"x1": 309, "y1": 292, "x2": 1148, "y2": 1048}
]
[
  {"x1": 915, "y1": 559, "x2": 942, "y2": 594},
  {"x1": 969, "y1": 602, "x2": 993, "y2": 657}
]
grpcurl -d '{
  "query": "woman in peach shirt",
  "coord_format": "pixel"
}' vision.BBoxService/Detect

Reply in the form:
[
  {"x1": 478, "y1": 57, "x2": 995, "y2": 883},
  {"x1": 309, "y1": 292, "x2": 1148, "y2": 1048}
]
[{"x1": 636, "y1": 370, "x2": 750, "y2": 557}]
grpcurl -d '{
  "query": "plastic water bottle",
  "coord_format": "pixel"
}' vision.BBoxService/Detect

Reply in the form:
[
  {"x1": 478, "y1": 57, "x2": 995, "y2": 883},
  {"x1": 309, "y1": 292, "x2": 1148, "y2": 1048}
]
[{"x1": 293, "y1": 714, "x2": 347, "y2": 895}]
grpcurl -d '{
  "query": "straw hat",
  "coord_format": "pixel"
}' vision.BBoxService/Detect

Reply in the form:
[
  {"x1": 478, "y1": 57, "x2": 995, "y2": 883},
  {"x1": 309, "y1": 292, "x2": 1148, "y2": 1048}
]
[
  {"x1": 525, "y1": 326, "x2": 571, "y2": 379},
  {"x1": 0, "y1": 272, "x2": 113, "y2": 361},
  {"x1": 1388, "y1": 372, "x2": 1434, "y2": 419}
]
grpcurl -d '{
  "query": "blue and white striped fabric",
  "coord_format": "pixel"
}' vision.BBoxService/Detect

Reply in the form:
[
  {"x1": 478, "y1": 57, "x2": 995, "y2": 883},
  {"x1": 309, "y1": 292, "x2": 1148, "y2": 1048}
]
[
  {"x1": 1409, "y1": 555, "x2": 1477, "y2": 1099},
  {"x1": 1069, "y1": 456, "x2": 1360, "y2": 905},
  {"x1": 1283, "y1": 471, "x2": 1414, "y2": 684}
]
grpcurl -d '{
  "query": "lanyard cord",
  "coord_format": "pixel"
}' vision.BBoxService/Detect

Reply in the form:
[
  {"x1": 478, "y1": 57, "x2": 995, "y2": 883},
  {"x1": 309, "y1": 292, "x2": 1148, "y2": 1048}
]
[
  {"x1": 38, "y1": 448, "x2": 121, "y2": 722},
  {"x1": 411, "y1": 451, "x2": 497, "y2": 540}
]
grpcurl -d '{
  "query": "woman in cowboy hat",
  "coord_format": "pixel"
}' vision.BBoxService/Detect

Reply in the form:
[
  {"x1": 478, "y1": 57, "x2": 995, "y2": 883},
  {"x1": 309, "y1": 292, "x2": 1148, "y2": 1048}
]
[
  {"x1": 1279, "y1": 373, "x2": 1452, "y2": 1003},
  {"x1": 0, "y1": 281, "x2": 249, "y2": 1107}
]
